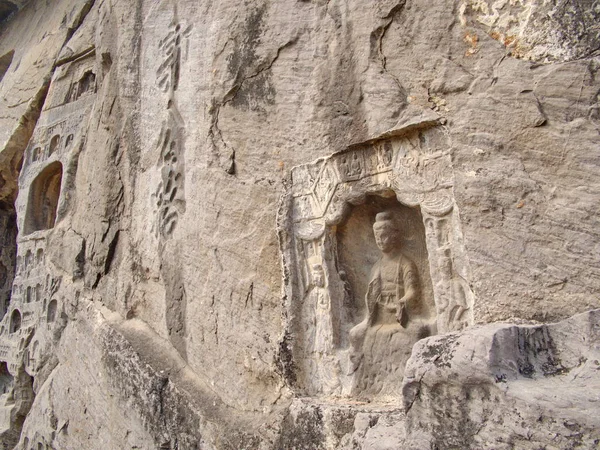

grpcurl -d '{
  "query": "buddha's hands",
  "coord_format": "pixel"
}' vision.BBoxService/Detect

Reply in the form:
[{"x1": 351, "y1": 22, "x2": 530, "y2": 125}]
[{"x1": 396, "y1": 300, "x2": 407, "y2": 327}]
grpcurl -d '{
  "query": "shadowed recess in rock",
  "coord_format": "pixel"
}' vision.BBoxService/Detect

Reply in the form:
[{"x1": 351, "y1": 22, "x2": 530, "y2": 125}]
[
  {"x1": 0, "y1": 1, "x2": 16, "y2": 23},
  {"x1": 23, "y1": 161, "x2": 62, "y2": 235}
]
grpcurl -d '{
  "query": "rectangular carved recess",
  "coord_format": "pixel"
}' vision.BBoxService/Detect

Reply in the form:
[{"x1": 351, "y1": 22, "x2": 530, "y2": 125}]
[{"x1": 278, "y1": 124, "x2": 474, "y2": 401}]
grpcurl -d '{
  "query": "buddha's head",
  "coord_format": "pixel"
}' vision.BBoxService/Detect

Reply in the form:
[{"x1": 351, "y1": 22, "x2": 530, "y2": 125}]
[
  {"x1": 373, "y1": 211, "x2": 401, "y2": 254},
  {"x1": 311, "y1": 264, "x2": 325, "y2": 288}
]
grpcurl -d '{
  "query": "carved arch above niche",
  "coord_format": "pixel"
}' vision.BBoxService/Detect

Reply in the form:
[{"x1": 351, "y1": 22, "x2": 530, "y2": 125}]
[{"x1": 278, "y1": 117, "x2": 475, "y2": 400}]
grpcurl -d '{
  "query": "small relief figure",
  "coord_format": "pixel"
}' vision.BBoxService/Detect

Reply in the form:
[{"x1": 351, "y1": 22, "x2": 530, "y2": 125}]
[
  {"x1": 349, "y1": 211, "x2": 432, "y2": 397},
  {"x1": 311, "y1": 265, "x2": 333, "y2": 354},
  {"x1": 66, "y1": 71, "x2": 96, "y2": 102},
  {"x1": 303, "y1": 264, "x2": 340, "y2": 394},
  {"x1": 377, "y1": 142, "x2": 393, "y2": 170},
  {"x1": 349, "y1": 153, "x2": 362, "y2": 177},
  {"x1": 339, "y1": 156, "x2": 350, "y2": 178},
  {"x1": 294, "y1": 195, "x2": 313, "y2": 219},
  {"x1": 340, "y1": 153, "x2": 363, "y2": 179},
  {"x1": 314, "y1": 166, "x2": 336, "y2": 206},
  {"x1": 76, "y1": 71, "x2": 96, "y2": 99},
  {"x1": 32, "y1": 147, "x2": 41, "y2": 163},
  {"x1": 304, "y1": 240, "x2": 318, "y2": 259}
]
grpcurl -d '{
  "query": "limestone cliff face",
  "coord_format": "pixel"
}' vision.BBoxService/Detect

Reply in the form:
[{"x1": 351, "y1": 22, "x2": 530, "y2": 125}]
[{"x1": 0, "y1": 1, "x2": 598, "y2": 449}]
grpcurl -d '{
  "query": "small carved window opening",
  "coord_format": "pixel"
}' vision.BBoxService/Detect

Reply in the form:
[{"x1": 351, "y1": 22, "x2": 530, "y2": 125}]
[
  {"x1": 35, "y1": 248, "x2": 43, "y2": 265},
  {"x1": 9, "y1": 309, "x2": 20, "y2": 333},
  {"x1": 0, "y1": 261, "x2": 6, "y2": 291},
  {"x1": 25, "y1": 286, "x2": 31, "y2": 303},
  {"x1": 76, "y1": 71, "x2": 96, "y2": 100},
  {"x1": 30, "y1": 341, "x2": 38, "y2": 370},
  {"x1": 48, "y1": 135, "x2": 60, "y2": 156},
  {"x1": 47, "y1": 299, "x2": 57, "y2": 323},
  {"x1": 0, "y1": 361, "x2": 12, "y2": 394},
  {"x1": 23, "y1": 162, "x2": 63, "y2": 235},
  {"x1": 65, "y1": 134, "x2": 74, "y2": 148},
  {"x1": 31, "y1": 147, "x2": 41, "y2": 163}
]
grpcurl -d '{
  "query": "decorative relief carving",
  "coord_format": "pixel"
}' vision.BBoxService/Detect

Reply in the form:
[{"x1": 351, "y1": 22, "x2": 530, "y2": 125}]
[
  {"x1": 293, "y1": 195, "x2": 315, "y2": 221},
  {"x1": 0, "y1": 49, "x2": 91, "y2": 405},
  {"x1": 40, "y1": 50, "x2": 98, "y2": 111},
  {"x1": 0, "y1": 235, "x2": 62, "y2": 372},
  {"x1": 157, "y1": 22, "x2": 192, "y2": 93},
  {"x1": 338, "y1": 151, "x2": 364, "y2": 181},
  {"x1": 24, "y1": 122, "x2": 66, "y2": 167},
  {"x1": 153, "y1": 111, "x2": 186, "y2": 237},
  {"x1": 65, "y1": 69, "x2": 96, "y2": 103},
  {"x1": 300, "y1": 258, "x2": 342, "y2": 394},
  {"x1": 152, "y1": 19, "x2": 191, "y2": 238},
  {"x1": 279, "y1": 124, "x2": 474, "y2": 400},
  {"x1": 23, "y1": 61, "x2": 96, "y2": 169},
  {"x1": 311, "y1": 162, "x2": 339, "y2": 214},
  {"x1": 376, "y1": 141, "x2": 394, "y2": 170},
  {"x1": 424, "y1": 215, "x2": 472, "y2": 332}
]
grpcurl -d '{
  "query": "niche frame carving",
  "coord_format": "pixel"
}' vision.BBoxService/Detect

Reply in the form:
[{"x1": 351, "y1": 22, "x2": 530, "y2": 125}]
[{"x1": 278, "y1": 121, "x2": 474, "y2": 398}]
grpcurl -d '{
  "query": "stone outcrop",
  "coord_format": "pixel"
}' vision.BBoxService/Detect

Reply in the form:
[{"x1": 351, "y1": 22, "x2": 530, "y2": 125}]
[
  {"x1": 403, "y1": 309, "x2": 600, "y2": 449},
  {"x1": 0, "y1": 0, "x2": 598, "y2": 448}
]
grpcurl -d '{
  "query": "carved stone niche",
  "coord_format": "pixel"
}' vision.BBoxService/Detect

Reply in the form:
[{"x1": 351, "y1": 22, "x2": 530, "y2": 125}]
[
  {"x1": 23, "y1": 161, "x2": 63, "y2": 235},
  {"x1": 278, "y1": 123, "x2": 474, "y2": 401}
]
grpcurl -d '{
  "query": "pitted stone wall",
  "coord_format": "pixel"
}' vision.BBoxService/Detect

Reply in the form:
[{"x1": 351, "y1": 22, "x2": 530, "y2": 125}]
[{"x1": 0, "y1": 0, "x2": 598, "y2": 449}]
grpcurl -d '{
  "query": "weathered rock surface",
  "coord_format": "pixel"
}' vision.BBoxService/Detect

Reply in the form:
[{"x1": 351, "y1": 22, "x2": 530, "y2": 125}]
[
  {"x1": 403, "y1": 309, "x2": 600, "y2": 449},
  {"x1": 0, "y1": 0, "x2": 597, "y2": 448}
]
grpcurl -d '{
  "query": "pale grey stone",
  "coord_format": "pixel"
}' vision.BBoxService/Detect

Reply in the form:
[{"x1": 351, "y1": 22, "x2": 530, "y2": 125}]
[{"x1": 0, "y1": 0, "x2": 597, "y2": 448}]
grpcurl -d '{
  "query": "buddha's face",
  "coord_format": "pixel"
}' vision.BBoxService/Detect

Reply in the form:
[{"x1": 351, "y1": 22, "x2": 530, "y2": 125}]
[
  {"x1": 374, "y1": 225, "x2": 399, "y2": 253},
  {"x1": 312, "y1": 266, "x2": 324, "y2": 288}
]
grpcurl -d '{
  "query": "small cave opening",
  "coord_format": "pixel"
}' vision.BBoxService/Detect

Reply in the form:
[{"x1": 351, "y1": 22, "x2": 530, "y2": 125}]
[
  {"x1": 0, "y1": 361, "x2": 13, "y2": 394},
  {"x1": 23, "y1": 161, "x2": 63, "y2": 235},
  {"x1": 35, "y1": 248, "x2": 43, "y2": 264},
  {"x1": 67, "y1": 70, "x2": 96, "y2": 102},
  {"x1": 33, "y1": 147, "x2": 41, "y2": 163},
  {"x1": 78, "y1": 71, "x2": 96, "y2": 96},
  {"x1": 9, "y1": 309, "x2": 20, "y2": 333},
  {"x1": 47, "y1": 299, "x2": 57, "y2": 323},
  {"x1": 0, "y1": 50, "x2": 14, "y2": 83},
  {"x1": 0, "y1": 201, "x2": 17, "y2": 319},
  {"x1": 48, "y1": 135, "x2": 60, "y2": 156},
  {"x1": 24, "y1": 250, "x2": 32, "y2": 270}
]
